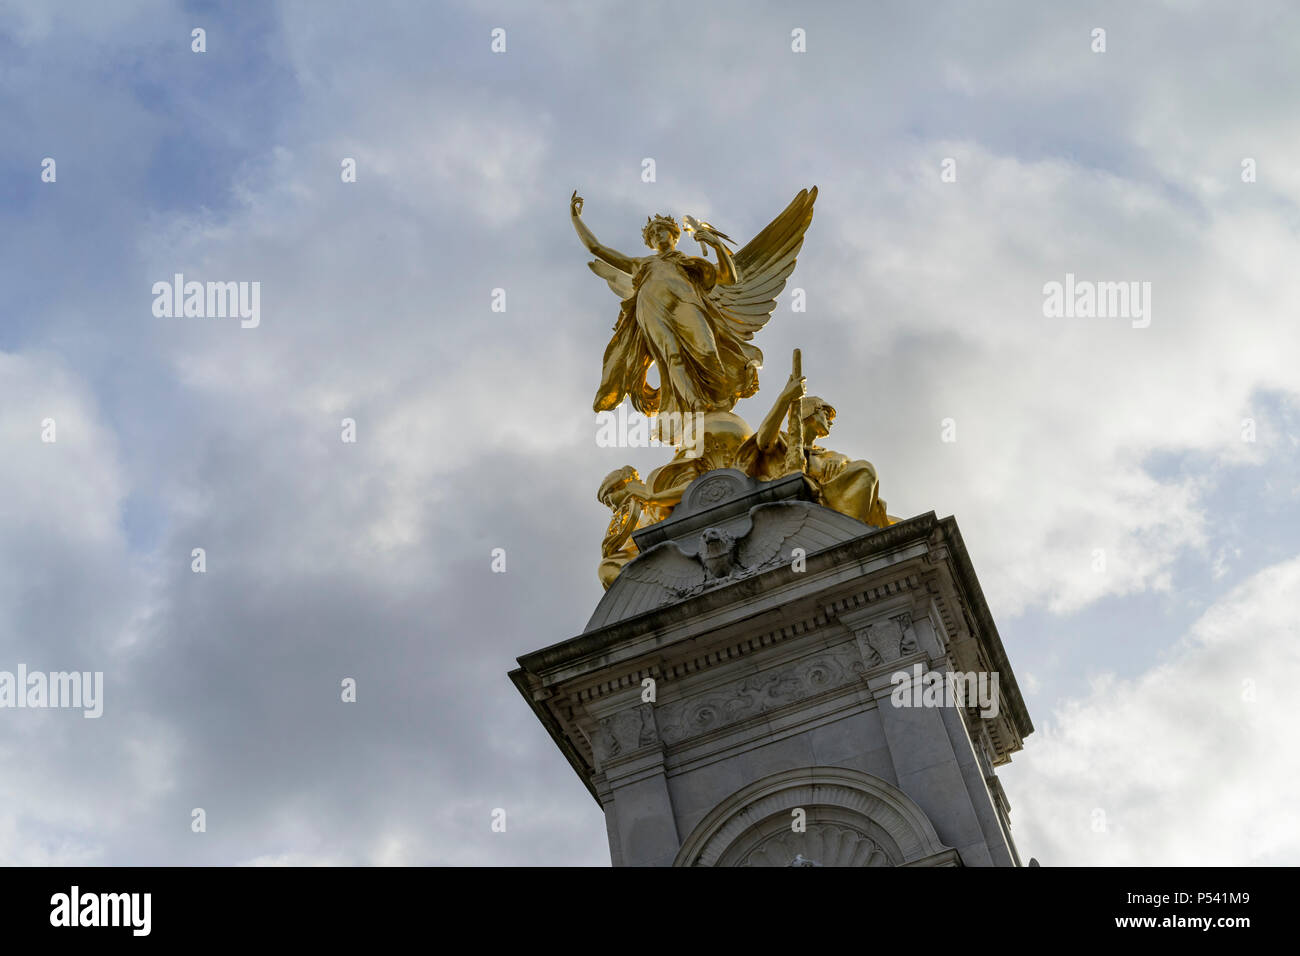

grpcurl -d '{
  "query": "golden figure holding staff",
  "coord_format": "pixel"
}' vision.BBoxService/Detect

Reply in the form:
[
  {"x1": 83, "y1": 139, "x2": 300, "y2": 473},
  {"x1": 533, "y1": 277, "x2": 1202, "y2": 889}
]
[
  {"x1": 571, "y1": 187, "x2": 818, "y2": 425},
  {"x1": 737, "y1": 350, "x2": 895, "y2": 529}
]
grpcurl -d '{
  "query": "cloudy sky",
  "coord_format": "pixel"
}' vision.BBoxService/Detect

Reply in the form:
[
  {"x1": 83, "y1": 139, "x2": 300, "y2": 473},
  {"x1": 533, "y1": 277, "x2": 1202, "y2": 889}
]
[{"x1": 1, "y1": 0, "x2": 1297, "y2": 866}]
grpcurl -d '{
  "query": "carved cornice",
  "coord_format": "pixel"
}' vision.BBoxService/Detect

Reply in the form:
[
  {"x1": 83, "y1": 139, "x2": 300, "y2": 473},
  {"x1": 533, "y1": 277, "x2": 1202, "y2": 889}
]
[
  {"x1": 926, "y1": 518, "x2": 1034, "y2": 754},
  {"x1": 570, "y1": 569, "x2": 926, "y2": 710},
  {"x1": 510, "y1": 510, "x2": 1034, "y2": 802}
]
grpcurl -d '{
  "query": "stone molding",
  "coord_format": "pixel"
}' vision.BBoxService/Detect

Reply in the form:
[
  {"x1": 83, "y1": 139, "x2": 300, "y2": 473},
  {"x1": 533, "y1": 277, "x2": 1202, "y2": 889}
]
[
  {"x1": 575, "y1": 571, "x2": 926, "y2": 710},
  {"x1": 655, "y1": 641, "x2": 867, "y2": 746}
]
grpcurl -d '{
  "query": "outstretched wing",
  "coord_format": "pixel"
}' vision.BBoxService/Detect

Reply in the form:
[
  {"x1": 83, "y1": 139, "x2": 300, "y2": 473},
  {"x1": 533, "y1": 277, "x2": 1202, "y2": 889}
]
[
  {"x1": 620, "y1": 542, "x2": 707, "y2": 599},
  {"x1": 737, "y1": 502, "x2": 812, "y2": 570},
  {"x1": 589, "y1": 259, "x2": 634, "y2": 300},
  {"x1": 707, "y1": 186, "x2": 817, "y2": 338}
]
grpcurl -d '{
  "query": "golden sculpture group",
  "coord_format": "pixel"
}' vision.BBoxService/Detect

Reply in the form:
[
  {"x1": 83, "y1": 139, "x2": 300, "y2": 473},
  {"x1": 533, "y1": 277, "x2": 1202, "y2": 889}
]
[{"x1": 572, "y1": 187, "x2": 895, "y2": 588}]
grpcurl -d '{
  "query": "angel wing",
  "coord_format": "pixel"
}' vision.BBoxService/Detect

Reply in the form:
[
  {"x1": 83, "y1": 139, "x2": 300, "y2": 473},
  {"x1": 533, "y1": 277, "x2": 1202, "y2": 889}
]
[{"x1": 707, "y1": 186, "x2": 817, "y2": 338}]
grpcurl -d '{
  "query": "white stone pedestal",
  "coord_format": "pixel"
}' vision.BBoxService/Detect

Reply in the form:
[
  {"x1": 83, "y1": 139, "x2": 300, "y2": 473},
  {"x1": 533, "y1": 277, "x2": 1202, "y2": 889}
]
[{"x1": 510, "y1": 470, "x2": 1033, "y2": 867}]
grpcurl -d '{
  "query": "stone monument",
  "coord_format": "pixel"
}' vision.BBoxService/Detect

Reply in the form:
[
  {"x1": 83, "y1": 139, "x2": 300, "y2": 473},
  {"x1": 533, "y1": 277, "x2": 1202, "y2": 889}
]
[{"x1": 509, "y1": 187, "x2": 1033, "y2": 866}]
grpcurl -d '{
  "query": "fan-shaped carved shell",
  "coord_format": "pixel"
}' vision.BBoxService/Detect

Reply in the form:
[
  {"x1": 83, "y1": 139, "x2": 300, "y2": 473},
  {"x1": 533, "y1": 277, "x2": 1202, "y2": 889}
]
[{"x1": 739, "y1": 823, "x2": 892, "y2": 867}]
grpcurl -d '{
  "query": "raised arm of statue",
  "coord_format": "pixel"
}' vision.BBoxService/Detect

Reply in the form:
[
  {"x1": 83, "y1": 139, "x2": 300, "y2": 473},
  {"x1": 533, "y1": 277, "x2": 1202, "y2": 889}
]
[
  {"x1": 693, "y1": 231, "x2": 739, "y2": 286},
  {"x1": 579, "y1": 187, "x2": 817, "y2": 419},
  {"x1": 756, "y1": 369, "x2": 807, "y2": 453},
  {"x1": 571, "y1": 190, "x2": 638, "y2": 274}
]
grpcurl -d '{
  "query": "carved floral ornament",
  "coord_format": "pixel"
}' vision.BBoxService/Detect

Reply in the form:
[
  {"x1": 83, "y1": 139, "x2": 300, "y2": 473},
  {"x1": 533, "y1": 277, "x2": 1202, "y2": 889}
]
[
  {"x1": 584, "y1": 605, "x2": 930, "y2": 767},
  {"x1": 854, "y1": 611, "x2": 920, "y2": 667}
]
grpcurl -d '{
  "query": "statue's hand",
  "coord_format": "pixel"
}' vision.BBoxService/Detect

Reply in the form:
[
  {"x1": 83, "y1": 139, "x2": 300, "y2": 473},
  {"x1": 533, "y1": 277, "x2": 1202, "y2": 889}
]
[
  {"x1": 820, "y1": 456, "x2": 846, "y2": 482},
  {"x1": 570, "y1": 190, "x2": 584, "y2": 218},
  {"x1": 782, "y1": 372, "x2": 807, "y2": 405}
]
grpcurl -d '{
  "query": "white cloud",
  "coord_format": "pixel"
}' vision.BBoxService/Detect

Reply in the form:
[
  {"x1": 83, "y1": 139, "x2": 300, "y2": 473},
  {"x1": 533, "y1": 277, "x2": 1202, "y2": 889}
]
[
  {"x1": 0, "y1": 351, "x2": 174, "y2": 865},
  {"x1": 1002, "y1": 554, "x2": 1300, "y2": 865},
  {"x1": 802, "y1": 138, "x2": 1300, "y2": 614}
]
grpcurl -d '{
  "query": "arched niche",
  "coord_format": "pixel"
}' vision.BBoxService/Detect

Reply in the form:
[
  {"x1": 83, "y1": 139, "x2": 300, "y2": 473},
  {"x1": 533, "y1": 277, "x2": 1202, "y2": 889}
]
[{"x1": 674, "y1": 766, "x2": 957, "y2": 867}]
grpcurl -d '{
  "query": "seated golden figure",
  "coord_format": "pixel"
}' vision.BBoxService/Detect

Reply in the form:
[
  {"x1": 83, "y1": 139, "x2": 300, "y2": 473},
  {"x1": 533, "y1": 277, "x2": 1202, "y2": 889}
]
[
  {"x1": 596, "y1": 465, "x2": 693, "y2": 589},
  {"x1": 737, "y1": 371, "x2": 894, "y2": 529}
]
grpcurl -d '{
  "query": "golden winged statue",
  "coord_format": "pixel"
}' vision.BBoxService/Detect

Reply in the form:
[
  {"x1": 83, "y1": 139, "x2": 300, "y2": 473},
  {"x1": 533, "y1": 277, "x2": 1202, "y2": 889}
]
[{"x1": 570, "y1": 187, "x2": 818, "y2": 422}]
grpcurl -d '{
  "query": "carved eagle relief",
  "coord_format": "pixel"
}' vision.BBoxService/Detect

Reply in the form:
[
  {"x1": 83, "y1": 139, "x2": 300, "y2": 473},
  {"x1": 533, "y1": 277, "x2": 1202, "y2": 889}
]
[{"x1": 620, "y1": 502, "x2": 812, "y2": 602}]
